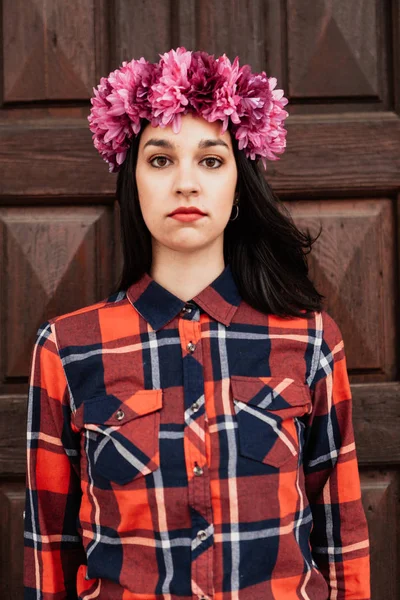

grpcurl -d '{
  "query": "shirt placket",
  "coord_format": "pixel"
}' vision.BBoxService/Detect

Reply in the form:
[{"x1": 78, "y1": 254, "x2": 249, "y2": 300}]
[{"x1": 179, "y1": 302, "x2": 214, "y2": 600}]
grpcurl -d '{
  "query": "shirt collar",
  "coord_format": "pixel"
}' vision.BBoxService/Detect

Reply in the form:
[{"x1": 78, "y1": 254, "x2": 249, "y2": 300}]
[{"x1": 126, "y1": 263, "x2": 242, "y2": 331}]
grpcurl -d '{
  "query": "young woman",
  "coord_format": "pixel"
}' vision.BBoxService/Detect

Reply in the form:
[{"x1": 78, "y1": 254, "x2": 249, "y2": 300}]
[{"x1": 24, "y1": 47, "x2": 371, "y2": 599}]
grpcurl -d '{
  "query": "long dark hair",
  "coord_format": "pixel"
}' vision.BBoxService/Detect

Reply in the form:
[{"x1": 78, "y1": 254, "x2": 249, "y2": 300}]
[{"x1": 113, "y1": 119, "x2": 324, "y2": 318}]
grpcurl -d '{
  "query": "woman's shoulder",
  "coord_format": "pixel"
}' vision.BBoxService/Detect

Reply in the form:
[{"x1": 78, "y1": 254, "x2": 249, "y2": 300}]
[
  {"x1": 316, "y1": 309, "x2": 345, "y2": 344},
  {"x1": 273, "y1": 308, "x2": 345, "y2": 352},
  {"x1": 270, "y1": 308, "x2": 342, "y2": 337},
  {"x1": 301, "y1": 309, "x2": 346, "y2": 364},
  {"x1": 51, "y1": 290, "x2": 126, "y2": 322},
  {"x1": 40, "y1": 290, "x2": 128, "y2": 346}
]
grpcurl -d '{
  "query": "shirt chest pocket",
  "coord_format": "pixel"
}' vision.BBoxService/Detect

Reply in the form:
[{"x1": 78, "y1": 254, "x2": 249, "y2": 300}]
[
  {"x1": 82, "y1": 388, "x2": 163, "y2": 485},
  {"x1": 230, "y1": 375, "x2": 312, "y2": 469}
]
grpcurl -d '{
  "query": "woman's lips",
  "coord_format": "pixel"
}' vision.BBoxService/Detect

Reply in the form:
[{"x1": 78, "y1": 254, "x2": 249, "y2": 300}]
[{"x1": 169, "y1": 213, "x2": 206, "y2": 222}]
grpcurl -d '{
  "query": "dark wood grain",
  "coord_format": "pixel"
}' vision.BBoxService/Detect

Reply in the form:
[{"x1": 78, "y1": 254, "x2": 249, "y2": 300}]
[
  {"x1": 352, "y1": 383, "x2": 400, "y2": 464},
  {"x1": 3, "y1": 0, "x2": 96, "y2": 101},
  {"x1": 273, "y1": 113, "x2": 400, "y2": 195},
  {"x1": 0, "y1": 483, "x2": 25, "y2": 599},
  {"x1": 361, "y1": 470, "x2": 399, "y2": 599},
  {"x1": 286, "y1": 0, "x2": 388, "y2": 103},
  {"x1": 0, "y1": 205, "x2": 115, "y2": 385},
  {"x1": 113, "y1": 0, "x2": 172, "y2": 64},
  {"x1": 0, "y1": 396, "x2": 27, "y2": 474},
  {"x1": 0, "y1": 114, "x2": 399, "y2": 198}
]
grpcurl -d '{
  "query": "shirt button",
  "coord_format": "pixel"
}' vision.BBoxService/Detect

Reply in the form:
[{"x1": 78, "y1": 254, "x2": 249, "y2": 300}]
[
  {"x1": 191, "y1": 401, "x2": 200, "y2": 412},
  {"x1": 115, "y1": 409, "x2": 125, "y2": 421},
  {"x1": 197, "y1": 530, "x2": 207, "y2": 541},
  {"x1": 181, "y1": 303, "x2": 193, "y2": 315},
  {"x1": 187, "y1": 341, "x2": 196, "y2": 353},
  {"x1": 193, "y1": 464, "x2": 203, "y2": 476}
]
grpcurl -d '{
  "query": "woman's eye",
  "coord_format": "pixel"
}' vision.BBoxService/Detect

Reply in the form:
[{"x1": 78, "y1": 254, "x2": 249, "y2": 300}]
[
  {"x1": 202, "y1": 157, "x2": 222, "y2": 168},
  {"x1": 149, "y1": 156, "x2": 223, "y2": 169},
  {"x1": 150, "y1": 156, "x2": 170, "y2": 168}
]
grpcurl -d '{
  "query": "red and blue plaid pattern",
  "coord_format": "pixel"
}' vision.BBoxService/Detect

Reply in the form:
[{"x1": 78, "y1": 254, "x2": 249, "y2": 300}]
[{"x1": 24, "y1": 263, "x2": 370, "y2": 599}]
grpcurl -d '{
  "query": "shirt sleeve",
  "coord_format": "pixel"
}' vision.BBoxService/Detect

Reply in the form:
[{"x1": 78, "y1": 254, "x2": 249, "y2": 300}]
[
  {"x1": 303, "y1": 310, "x2": 371, "y2": 599},
  {"x1": 24, "y1": 321, "x2": 86, "y2": 599}
]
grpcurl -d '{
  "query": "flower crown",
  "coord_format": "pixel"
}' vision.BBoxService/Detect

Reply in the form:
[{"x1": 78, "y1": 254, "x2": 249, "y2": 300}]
[{"x1": 88, "y1": 46, "x2": 289, "y2": 173}]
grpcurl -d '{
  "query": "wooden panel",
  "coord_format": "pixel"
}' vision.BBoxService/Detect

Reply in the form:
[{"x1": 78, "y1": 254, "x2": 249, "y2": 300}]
[
  {"x1": 267, "y1": 0, "x2": 400, "y2": 116},
  {"x1": 0, "y1": 115, "x2": 399, "y2": 198},
  {"x1": 114, "y1": 0, "x2": 266, "y2": 69},
  {"x1": 287, "y1": 0, "x2": 388, "y2": 101},
  {"x1": 0, "y1": 205, "x2": 115, "y2": 386},
  {"x1": 275, "y1": 113, "x2": 400, "y2": 194},
  {"x1": 361, "y1": 470, "x2": 400, "y2": 599},
  {"x1": 0, "y1": 396, "x2": 27, "y2": 475},
  {"x1": 0, "y1": 483, "x2": 25, "y2": 599},
  {"x1": 186, "y1": 0, "x2": 267, "y2": 71},
  {"x1": 2, "y1": 0, "x2": 99, "y2": 102},
  {"x1": 0, "y1": 119, "x2": 109, "y2": 196},
  {"x1": 114, "y1": 0, "x2": 277, "y2": 86},
  {"x1": 352, "y1": 383, "x2": 400, "y2": 464},
  {"x1": 289, "y1": 198, "x2": 396, "y2": 380},
  {"x1": 113, "y1": 0, "x2": 172, "y2": 63}
]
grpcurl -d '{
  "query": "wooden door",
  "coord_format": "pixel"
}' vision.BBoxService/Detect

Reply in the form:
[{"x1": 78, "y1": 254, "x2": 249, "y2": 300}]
[{"x1": 0, "y1": 1, "x2": 399, "y2": 598}]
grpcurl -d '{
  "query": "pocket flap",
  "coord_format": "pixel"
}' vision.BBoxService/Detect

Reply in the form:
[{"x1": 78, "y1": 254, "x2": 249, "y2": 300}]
[
  {"x1": 230, "y1": 375, "x2": 310, "y2": 412},
  {"x1": 82, "y1": 388, "x2": 163, "y2": 427}
]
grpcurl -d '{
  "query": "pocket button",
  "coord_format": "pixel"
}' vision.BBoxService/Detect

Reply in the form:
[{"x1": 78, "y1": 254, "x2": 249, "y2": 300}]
[{"x1": 115, "y1": 409, "x2": 125, "y2": 421}]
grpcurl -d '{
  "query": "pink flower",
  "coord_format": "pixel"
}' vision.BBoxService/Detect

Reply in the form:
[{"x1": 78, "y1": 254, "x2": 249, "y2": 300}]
[
  {"x1": 149, "y1": 47, "x2": 192, "y2": 132},
  {"x1": 196, "y1": 54, "x2": 242, "y2": 133},
  {"x1": 88, "y1": 57, "x2": 157, "y2": 171},
  {"x1": 232, "y1": 67, "x2": 288, "y2": 169},
  {"x1": 88, "y1": 46, "x2": 289, "y2": 172}
]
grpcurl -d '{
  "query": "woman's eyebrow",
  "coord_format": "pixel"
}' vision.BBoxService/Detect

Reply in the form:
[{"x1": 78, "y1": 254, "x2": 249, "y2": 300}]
[{"x1": 143, "y1": 138, "x2": 229, "y2": 150}]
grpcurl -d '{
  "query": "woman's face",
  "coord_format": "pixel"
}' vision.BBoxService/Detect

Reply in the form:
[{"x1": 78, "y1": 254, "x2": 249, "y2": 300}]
[{"x1": 135, "y1": 112, "x2": 238, "y2": 256}]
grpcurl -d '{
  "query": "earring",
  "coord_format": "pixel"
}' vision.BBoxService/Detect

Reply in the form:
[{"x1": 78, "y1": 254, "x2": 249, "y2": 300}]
[{"x1": 229, "y1": 193, "x2": 240, "y2": 221}]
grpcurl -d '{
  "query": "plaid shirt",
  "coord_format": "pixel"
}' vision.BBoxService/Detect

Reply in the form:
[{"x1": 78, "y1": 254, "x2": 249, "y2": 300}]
[{"x1": 24, "y1": 263, "x2": 370, "y2": 599}]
